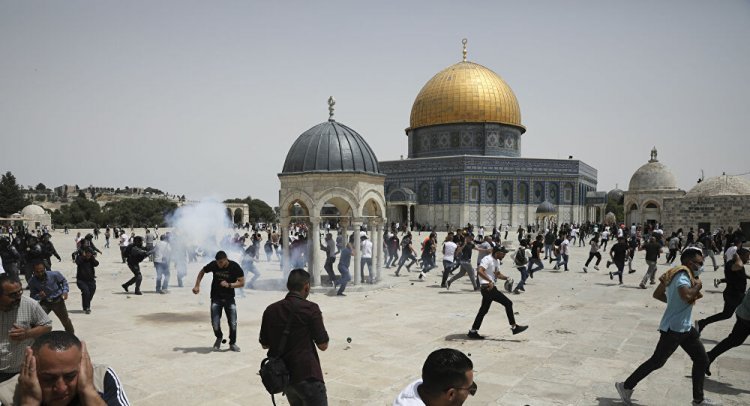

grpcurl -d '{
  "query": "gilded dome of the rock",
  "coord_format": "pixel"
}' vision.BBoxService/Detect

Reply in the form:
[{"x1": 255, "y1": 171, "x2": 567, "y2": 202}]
[{"x1": 409, "y1": 61, "x2": 524, "y2": 132}]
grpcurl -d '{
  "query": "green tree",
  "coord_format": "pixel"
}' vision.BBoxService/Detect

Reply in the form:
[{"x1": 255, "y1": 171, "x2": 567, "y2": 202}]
[
  {"x1": 35, "y1": 183, "x2": 47, "y2": 191},
  {"x1": 52, "y1": 196, "x2": 103, "y2": 227},
  {"x1": 0, "y1": 171, "x2": 30, "y2": 217},
  {"x1": 100, "y1": 198, "x2": 177, "y2": 227}
]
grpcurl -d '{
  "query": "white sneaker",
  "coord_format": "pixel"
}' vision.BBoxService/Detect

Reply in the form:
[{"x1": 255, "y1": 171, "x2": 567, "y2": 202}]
[
  {"x1": 615, "y1": 382, "x2": 633, "y2": 406},
  {"x1": 594, "y1": 265, "x2": 600, "y2": 271},
  {"x1": 692, "y1": 398, "x2": 721, "y2": 405}
]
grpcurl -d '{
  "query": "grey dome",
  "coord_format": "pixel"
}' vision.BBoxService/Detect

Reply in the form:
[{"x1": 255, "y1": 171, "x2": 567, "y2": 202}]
[
  {"x1": 282, "y1": 120, "x2": 380, "y2": 175},
  {"x1": 536, "y1": 200, "x2": 557, "y2": 214},
  {"x1": 607, "y1": 188, "x2": 624, "y2": 203},
  {"x1": 686, "y1": 174, "x2": 750, "y2": 198}
]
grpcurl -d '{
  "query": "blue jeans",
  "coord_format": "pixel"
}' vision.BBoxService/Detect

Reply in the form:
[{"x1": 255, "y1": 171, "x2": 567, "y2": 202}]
[
  {"x1": 285, "y1": 379, "x2": 328, "y2": 406},
  {"x1": 527, "y1": 258, "x2": 544, "y2": 275},
  {"x1": 211, "y1": 299, "x2": 237, "y2": 344},
  {"x1": 515, "y1": 266, "x2": 528, "y2": 290},
  {"x1": 544, "y1": 244, "x2": 553, "y2": 258},
  {"x1": 557, "y1": 254, "x2": 569, "y2": 270},
  {"x1": 611, "y1": 260, "x2": 625, "y2": 283},
  {"x1": 337, "y1": 264, "x2": 351, "y2": 295},
  {"x1": 155, "y1": 262, "x2": 170, "y2": 291},
  {"x1": 360, "y1": 257, "x2": 373, "y2": 282}
]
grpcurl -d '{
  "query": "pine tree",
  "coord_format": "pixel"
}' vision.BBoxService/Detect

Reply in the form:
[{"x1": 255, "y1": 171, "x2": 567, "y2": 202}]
[{"x1": 0, "y1": 171, "x2": 30, "y2": 217}]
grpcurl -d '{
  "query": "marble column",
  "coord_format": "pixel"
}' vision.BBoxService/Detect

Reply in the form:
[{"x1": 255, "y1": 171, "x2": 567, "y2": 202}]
[
  {"x1": 374, "y1": 219, "x2": 384, "y2": 282},
  {"x1": 352, "y1": 220, "x2": 362, "y2": 285},
  {"x1": 280, "y1": 217, "x2": 291, "y2": 278},
  {"x1": 309, "y1": 217, "x2": 321, "y2": 287}
]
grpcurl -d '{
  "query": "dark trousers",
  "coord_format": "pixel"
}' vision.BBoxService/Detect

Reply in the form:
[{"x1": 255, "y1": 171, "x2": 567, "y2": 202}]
[
  {"x1": 585, "y1": 252, "x2": 601, "y2": 266},
  {"x1": 666, "y1": 248, "x2": 678, "y2": 264},
  {"x1": 624, "y1": 327, "x2": 707, "y2": 402},
  {"x1": 40, "y1": 298, "x2": 75, "y2": 333},
  {"x1": 471, "y1": 285, "x2": 516, "y2": 330},
  {"x1": 285, "y1": 379, "x2": 328, "y2": 406},
  {"x1": 124, "y1": 263, "x2": 142, "y2": 292},
  {"x1": 323, "y1": 257, "x2": 336, "y2": 282},
  {"x1": 440, "y1": 260, "x2": 458, "y2": 287},
  {"x1": 76, "y1": 279, "x2": 96, "y2": 310},
  {"x1": 612, "y1": 260, "x2": 625, "y2": 283},
  {"x1": 699, "y1": 292, "x2": 743, "y2": 329},
  {"x1": 707, "y1": 315, "x2": 750, "y2": 364},
  {"x1": 211, "y1": 298, "x2": 237, "y2": 345}
]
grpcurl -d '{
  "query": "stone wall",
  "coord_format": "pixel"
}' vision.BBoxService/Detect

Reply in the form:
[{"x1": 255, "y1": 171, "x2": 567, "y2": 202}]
[{"x1": 662, "y1": 195, "x2": 750, "y2": 233}]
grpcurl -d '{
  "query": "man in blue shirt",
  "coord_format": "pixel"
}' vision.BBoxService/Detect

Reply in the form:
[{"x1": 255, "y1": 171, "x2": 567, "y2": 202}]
[
  {"x1": 28, "y1": 261, "x2": 74, "y2": 334},
  {"x1": 616, "y1": 247, "x2": 716, "y2": 406}
]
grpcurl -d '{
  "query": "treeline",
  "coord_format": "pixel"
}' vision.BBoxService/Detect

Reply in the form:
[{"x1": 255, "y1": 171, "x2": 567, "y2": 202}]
[{"x1": 52, "y1": 197, "x2": 178, "y2": 228}]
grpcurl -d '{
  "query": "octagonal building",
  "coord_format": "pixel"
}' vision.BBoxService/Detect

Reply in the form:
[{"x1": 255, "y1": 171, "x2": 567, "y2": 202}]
[{"x1": 379, "y1": 42, "x2": 598, "y2": 229}]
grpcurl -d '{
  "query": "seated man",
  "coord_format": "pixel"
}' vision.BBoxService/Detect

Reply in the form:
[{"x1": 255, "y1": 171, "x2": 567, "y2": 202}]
[
  {"x1": 393, "y1": 348, "x2": 476, "y2": 405},
  {"x1": 0, "y1": 331, "x2": 130, "y2": 405}
]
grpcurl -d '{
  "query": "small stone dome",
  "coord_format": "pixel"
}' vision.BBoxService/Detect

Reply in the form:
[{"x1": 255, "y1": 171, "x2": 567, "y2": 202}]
[
  {"x1": 536, "y1": 201, "x2": 557, "y2": 214},
  {"x1": 685, "y1": 174, "x2": 750, "y2": 198},
  {"x1": 607, "y1": 188, "x2": 624, "y2": 203},
  {"x1": 282, "y1": 119, "x2": 380, "y2": 175},
  {"x1": 21, "y1": 204, "x2": 46, "y2": 217},
  {"x1": 628, "y1": 148, "x2": 678, "y2": 191}
]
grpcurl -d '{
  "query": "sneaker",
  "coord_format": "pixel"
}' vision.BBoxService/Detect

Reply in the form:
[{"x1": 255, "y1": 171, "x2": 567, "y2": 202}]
[
  {"x1": 134, "y1": 291, "x2": 143, "y2": 295},
  {"x1": 336, "y1": 293, "x2": 346, "y2": 296},
  {"x1": 639, "y1": 283, "x2": 646, "y2": 289},
  {"x1": 618, "y1": 282, "x2": 623, "y2": 285},
  {"x1": 466, "y1": 331, "x2": 484, "y2": 340},
  {"x1": 594, "y1": 265, "x2": 600, "y2": 271},
  {"x1": 705, "y1": 361, "x2": 712, "y2": 377},
  {"x1": 155, "y1": 289, "x2": 162, "y2": 294},
  {"x1": 692, "y1": 398, "x2": 721, "y2": 405},
  {"x1": 583, "y1": 266, "x2": 588, "y2": 273},
  {"x1": 628, "y1": 270, "x2": 636, "y2": 274},
  {"x1": 161, "y1": 290, "x2": 169, "y2": 294},
  {"x1": 650, "y1": 280, "x2": 656, "y2": 285},
  {"x1": 121, "y1": 284, "x2": 129, "y2": 292},
  {"x1": 615, "y1": 382, "x2": 633, "y2": 406},
  {"x1": 607, "y1": 261, "x2": 612, "y2": 268},
  {"x1": 609, "y1": 272, "x2": 613, "y2": 280},
  {"x1": 713, "y1": 278, "x2": 719, "y2": 288},
  {"x1": 529, "y1": 270, "x2": 534, "y2": 279},
  {"x1": 418, "y1": 272, "x2": 424, "y2": 280},
  {"x1": 229, "y1": 344, "x2": 241, "y2": 352},
  {"x1": 512, "y1": 325, "x2": 528, "y2": 335},
  {"x1": 513, "y1": 289, "x2": 521, "y2": 295},
  {"x1": 446, "y1": 280, "x2": 452, "y2": 290},
  {"x1": 553, "y1": 265, "x2": 559, "y2": 270},
  {"x1": 84, "y1": 309, "x2": 91, "y2": 314},
  {"x1": 518, "y1": 286, "x2": 525, "y2": 292},
  {"x1": 213, "y1": 338, "x2": 221, "y2": 351}
]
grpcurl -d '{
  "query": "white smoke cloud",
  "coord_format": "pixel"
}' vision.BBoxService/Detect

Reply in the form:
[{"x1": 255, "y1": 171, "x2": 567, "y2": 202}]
[{"x1": 165, "y1": 199, "x2": 242, "y2": 261}]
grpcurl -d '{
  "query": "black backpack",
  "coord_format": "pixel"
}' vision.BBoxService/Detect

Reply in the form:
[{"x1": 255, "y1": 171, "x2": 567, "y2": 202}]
[{"x1": 259, "y1": 299, "x2": 298, "y2": 405}]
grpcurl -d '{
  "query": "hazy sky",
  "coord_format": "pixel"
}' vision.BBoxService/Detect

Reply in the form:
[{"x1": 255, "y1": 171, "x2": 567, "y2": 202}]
[{"x1": 2, "y1": 1, "x2": 748, "y2": 205}]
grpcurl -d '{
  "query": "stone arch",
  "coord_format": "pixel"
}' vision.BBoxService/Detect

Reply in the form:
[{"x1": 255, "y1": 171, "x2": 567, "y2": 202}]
[
  {"x1": 643, "y1": 200, "x2": 660, "y2": 209},
  {"x1": 629, "y1": 203, "x2": 638, "y2": 211},
  {"x1": 315, "y1": 187, "x2": 359, "y2": 218},
  {"x1": 361, "y1": 189, "x2": 386, "y2": 215},
  {"x1": 362, "y1": 197, "x2": 384, "y2": 218},
  {"x1": 233, "y1": 208, "x2": 244, "y2": 225},
  {"x1": 280, "y1": 190, "x2": 314, "y2": 219},
  {"x1": 226, "y1": 208, "x2": 232, "y2": 221}
]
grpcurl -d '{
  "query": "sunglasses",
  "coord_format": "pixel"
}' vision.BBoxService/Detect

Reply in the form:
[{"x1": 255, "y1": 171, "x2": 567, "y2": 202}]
[{"x1": 452, "y1": 381, "x2": 478, "y2": 396}]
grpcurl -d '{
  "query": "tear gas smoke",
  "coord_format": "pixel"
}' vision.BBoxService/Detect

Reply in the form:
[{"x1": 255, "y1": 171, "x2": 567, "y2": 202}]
[{"x1": 165, "y1": 199, "x2": 243, "y2": 262}]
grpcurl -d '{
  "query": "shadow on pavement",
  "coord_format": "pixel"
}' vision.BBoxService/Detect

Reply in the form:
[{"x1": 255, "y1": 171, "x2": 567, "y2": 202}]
[
  {"x1": 173, "y1": 347, "x2": 215, "y2": 354},
  {"x1": 137, "y1": 311, "x2": 205, "y2": 323},
  {"x1": 444, "y1": 333, "x2": 521, "y2": 343},
  {"x1": 594, "y1": 396, "x2": 645, "y2": 405},
  {"x1": 700, "y1": 377, "x2": 750, "y2": 396}
]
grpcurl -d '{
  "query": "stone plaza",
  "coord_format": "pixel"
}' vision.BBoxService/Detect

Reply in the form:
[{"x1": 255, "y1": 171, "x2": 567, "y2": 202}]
[{"x1": 28, "y1": 230, "x2": 750, "y2": 405}]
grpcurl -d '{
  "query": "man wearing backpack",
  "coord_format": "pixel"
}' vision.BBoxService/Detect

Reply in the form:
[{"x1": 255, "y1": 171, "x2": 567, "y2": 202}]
[
  {"x1": 513, "y1": 240, "x2": 530, "y2": 294},
  {"x1": 260, "y1": 268, "x2": 329, "y2": 406}
]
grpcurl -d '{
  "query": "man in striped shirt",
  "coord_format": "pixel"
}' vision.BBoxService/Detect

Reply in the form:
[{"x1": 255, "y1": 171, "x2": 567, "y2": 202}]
[{"x1": 0, "y1": 273, "x2": 52, "y2": 383}]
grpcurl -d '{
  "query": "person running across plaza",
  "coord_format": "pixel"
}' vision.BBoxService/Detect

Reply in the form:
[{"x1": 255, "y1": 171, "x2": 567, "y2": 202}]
[
  {"x1": 526, "y1": 234, "x2": 544, "y2": 278},
  {"x1": 696, "y1": 247, "x2": 749, "y2": 334},
  {"x1": 554, "y1": 234, "x2": 571, "y2": 271},
  {"x1": 512, "y1": 240, "x2": 530, "y2": 294},
  {"x1": 704, "y1": 280, "x2": 750, "y2": 377},
  {"x1": 418, "y1": 232, "x2": 438, "y2": 280},
  {"x1": 607, "y1": 236, "x2": 629, "y2": 285},
  {"x1": 395, "y1": 232, "x2": 417, "y2": 276},
  {"x1": 583, "y1": 233, "x2": 602, "y2": 272},
  {"x1": 466, "y1": 246, "x2": 527, "y2": 339},
  {"x1": 75, "y1": 247, "x2": 98, "y2": 314},
  {"x1": 192, "y1": 251, "x2": 245, "y2": 352},
  {"x1": 440, "y1": 233, "x2": 458, "y2": 288},
  {"x1": 120, "y1": 236, "x2": 151, "y2": 295},
  {"x1": 616, "y1": 247, "x2": 715, "y2": 406},
  {"x1": 638, "y1": 236, "x2": 662, "y2": 289},
  {"x1": 446, "y1": 233, "x2": 479, "y2": 291},
  {"x1": 320, "y1": 233, "x2": 337, "y2": 287},
  {"x1": 28, "y1": 261, "x2": 75, "y2": 334}
]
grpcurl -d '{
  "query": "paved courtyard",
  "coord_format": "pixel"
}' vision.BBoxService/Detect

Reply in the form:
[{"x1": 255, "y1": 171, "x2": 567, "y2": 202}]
[{"x1": 32, "y1": 231, "x2": 750, "y2": 405}]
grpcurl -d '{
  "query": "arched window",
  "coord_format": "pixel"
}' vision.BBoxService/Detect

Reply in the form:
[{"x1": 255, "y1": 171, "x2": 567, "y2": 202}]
[
  {"x1": 435, "y1": 182, "x2": 444, "y2": 202},
  {"x1": 469, "y1": 181, "x2": 480, "y2": 202},
  {"x1": 630, "y1": 203, "x2": 638, "y2": 211},
  {"x1": 450, "y1": 180, "x2": 460, "y2": 203},
  {"x1": 418, "y1": 183, "x2": 430, "y2": 204},
  {"x1": 645, "y1": 202, "x2": 658, "y2": 209},
  {"x1": 518, "y1": 182, "x2": 529, "y2": 204}
]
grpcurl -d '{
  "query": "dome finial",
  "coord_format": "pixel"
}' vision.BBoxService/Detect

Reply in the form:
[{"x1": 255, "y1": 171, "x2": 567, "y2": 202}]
[
  {"x1": 328, "y1": 96, "x2": 336, "y2": 121},
  {"x1": 649, "y1": 146, "x2": 658, "y2": 162},
  {"x1": 462, "y1": 38, "x2": 468, "y2": 62}
]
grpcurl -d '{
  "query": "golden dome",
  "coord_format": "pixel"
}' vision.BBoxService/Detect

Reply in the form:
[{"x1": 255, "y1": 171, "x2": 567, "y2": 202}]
[{"x1": 409, "y1": 61, "x2": 524, "y2": 132}]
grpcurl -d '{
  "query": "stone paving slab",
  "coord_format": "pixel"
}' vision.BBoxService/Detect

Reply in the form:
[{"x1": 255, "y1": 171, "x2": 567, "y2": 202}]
[{"x1": 28, "y1": 231, "x2": 750, "y2": 405}]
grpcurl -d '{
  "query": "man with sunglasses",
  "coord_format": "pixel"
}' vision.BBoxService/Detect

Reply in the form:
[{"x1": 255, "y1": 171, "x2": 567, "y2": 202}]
[
  {"x1": 616, "y1": 247, "x2": 716, "y2": 406},
  {"x1": 393, "y1": 348, "x2": 475, "y2": 405},
  {"x1": 0, "y1": 273, "x2": 52, "y2": 383}
]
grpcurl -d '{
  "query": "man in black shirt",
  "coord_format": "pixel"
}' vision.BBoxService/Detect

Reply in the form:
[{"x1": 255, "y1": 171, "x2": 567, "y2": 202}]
[
  {"x1": 696, "y1": 248, "x2": 750, "y2": 333},
  {"x1": 638, "y1": 237, "x2": 662, "y2": 289},
  {"x1": 192, "y1": 251, "x2": 245, "y2": 352},
  {"x1": 446, "y1": 233, "x2": 479, "y2": 290},
  {"x1": 260, "y1": 268, "x2": 329, "y2": 406},
  {"x1": 608, "y1": 237, "x2": 629, "y2": 285}
]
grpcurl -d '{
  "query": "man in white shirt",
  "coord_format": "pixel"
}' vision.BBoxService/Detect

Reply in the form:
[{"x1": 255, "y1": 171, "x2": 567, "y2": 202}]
[
  {"x1": 393, "y1": 348, "x2": 475, "y2": 406},
  {"x1": 554, "y1": 235, "x2": 572, "y2": 271},
  {"x1": 440, "y1": 233, "x2": 458, "y2": 288},
  {"x1": 467, "y1": 246, "x2": 528, "y2": 339},
  {"x1": 153, "y1": 234, "x2": 171, "y2": 293},
  {"x1": 360, "y1": 234, "x2": 374, "y2": 284},
  {"x1": 118, "y1": 233, "x2": 129, "y2": 264}
]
